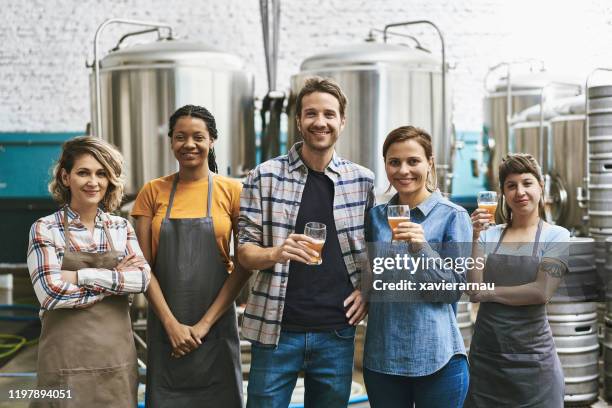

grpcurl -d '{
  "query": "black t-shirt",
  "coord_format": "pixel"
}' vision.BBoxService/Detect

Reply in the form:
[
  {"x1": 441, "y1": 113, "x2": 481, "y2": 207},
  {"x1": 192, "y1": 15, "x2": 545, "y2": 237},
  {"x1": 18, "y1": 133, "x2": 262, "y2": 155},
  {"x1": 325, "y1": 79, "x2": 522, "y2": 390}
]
[{"x1": 281, "y1": 167, "x2": 354, "y2": 332}]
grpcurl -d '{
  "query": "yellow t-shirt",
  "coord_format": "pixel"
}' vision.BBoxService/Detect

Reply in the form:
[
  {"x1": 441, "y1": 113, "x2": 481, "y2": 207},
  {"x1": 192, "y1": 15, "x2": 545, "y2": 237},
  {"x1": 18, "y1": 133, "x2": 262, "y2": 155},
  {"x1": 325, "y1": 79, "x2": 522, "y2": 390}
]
[{"x1": 131, "y1": 173, "x2": 242, "y2": 272}]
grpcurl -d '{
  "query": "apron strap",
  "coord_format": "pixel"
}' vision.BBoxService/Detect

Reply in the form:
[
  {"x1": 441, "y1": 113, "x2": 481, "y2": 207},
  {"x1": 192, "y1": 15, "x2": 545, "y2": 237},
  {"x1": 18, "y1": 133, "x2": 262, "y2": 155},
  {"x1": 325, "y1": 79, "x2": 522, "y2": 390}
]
[
  {"x1": 531, "y1": 218, "x2": 544, "y2": 257},
  {"x1": 165, "y1": 172, "x2": 214, "y2": 219},
  {"x1": 206, "y1": 172, "x2": 214, "y2": 218},
  {"x1": 492, "y1": 218, "x2": 544, "y2": 255},
  {"x1": 63, "y1": 209, "x2": 72, "y2": 251},
  {"x1": 165, "y1": 174, "x2": 180, "y2": 220},
  {"x1": 101, "y1": 214, "x2": 118, "y2": 253},
  {"x1": 64, "y1": 208, "x2": 118, "y2": 253}
]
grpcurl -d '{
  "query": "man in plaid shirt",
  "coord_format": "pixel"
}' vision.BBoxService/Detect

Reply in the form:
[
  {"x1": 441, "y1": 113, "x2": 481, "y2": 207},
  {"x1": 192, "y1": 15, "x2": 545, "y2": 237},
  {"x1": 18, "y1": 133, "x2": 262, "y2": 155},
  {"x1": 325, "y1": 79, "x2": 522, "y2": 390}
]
[{"x1": 238, "y1": 77, "x2": 375, "y2": 407}]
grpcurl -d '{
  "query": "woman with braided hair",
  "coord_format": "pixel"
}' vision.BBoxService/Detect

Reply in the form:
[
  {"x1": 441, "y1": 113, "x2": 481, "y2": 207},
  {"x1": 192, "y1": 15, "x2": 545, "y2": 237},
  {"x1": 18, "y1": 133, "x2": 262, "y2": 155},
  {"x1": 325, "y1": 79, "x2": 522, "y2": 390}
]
[{"x1": 132, "y1": 105, "x2": 251, "y2": 407}]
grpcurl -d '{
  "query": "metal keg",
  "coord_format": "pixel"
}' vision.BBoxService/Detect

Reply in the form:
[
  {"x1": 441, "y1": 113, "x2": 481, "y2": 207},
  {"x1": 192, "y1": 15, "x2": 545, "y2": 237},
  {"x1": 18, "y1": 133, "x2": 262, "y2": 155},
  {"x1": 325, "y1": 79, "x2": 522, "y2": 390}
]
[
  {"x1": 589, "y1": 228, "x2": 612, "y2": 301},
  {"x1": 588, "y1": 85, "x2": 612, "y2": 161},
  {"x1": 457, "y1": 301, "x2": 473, "y2": 350},
  {"x1": 588, "y1": 162, "x2": 612, "y2": 230},
  {"x1": 547, "y1": 302, "x2": 599, "y2": 405},
  {"x1": 599, "y1": 301, "x2": 606, "y2": 346},
  {"x1": 604, "y1": 316, "x2": 612, "y2": 401},
  {"x1": 604, "y1": 237, "x2": 612, "y2": 294},
  {"x1": 553, "y1": 237, "x2": 598, "y2": 302}
]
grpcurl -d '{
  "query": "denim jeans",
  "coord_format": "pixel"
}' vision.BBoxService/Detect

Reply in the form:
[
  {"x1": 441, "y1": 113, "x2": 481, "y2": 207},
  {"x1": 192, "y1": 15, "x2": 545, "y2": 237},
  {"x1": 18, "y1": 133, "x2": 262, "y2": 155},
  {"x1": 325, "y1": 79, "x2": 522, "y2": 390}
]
[
  {"x1": 363, "y1": 354, "x2": 469, "y2": 408},
  {"x1": 246, "y1": 326, "x2": 356, "y2": 408}
]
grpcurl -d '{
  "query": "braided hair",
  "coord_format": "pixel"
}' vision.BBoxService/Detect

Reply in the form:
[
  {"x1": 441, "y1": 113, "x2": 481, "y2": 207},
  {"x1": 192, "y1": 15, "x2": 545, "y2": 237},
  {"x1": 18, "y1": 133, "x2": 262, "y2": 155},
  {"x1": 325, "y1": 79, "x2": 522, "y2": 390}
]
[{"x1": 167, "y1": 105, "x2": 219, "y2": 173}]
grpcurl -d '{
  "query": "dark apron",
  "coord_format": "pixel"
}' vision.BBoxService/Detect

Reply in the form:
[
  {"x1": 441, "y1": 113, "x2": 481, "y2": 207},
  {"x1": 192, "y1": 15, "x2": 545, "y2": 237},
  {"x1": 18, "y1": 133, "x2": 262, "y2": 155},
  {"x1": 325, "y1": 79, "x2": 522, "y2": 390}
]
[
  {"x1": 33, "y1": 210, "x2": 138, "y2": 408},
  {"x1": 465, "y1": 219, "x2": 564, "y2": 408},
  {"x1": 145, "y1": 173, "x2": 242, "y2": 408}
]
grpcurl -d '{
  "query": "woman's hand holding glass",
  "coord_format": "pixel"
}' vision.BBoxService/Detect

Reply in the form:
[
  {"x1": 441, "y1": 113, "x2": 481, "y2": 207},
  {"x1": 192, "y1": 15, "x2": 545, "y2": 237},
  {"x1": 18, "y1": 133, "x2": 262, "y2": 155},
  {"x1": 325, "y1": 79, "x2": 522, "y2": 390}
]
[
  {"x1": 392, "y1": 222, "x2": 426, "y2": 252},
  {"x1": 471, "y1": 208, "x2": 493, "y2": 240}
]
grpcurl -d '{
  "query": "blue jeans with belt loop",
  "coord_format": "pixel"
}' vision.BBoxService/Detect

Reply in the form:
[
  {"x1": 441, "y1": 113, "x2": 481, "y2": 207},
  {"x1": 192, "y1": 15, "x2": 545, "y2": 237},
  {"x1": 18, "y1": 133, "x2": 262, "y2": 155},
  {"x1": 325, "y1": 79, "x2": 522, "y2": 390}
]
[
  {"x1": 363, "y1": 354, "x2": 469, "y2": 408},
  {"x1": 246, "y1": 326, "x2": 356, "y2": 408}
]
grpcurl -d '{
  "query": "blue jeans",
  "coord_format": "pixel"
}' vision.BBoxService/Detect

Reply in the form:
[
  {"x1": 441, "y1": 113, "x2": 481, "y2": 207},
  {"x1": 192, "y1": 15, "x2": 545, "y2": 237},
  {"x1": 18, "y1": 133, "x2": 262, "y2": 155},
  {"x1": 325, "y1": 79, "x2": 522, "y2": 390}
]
[
  {"x1": 364, "y1": 354, "x2": 469, "y2": 408},
  {"x1": 246, "y1": 327, "x2": 356, "y2": 408}
]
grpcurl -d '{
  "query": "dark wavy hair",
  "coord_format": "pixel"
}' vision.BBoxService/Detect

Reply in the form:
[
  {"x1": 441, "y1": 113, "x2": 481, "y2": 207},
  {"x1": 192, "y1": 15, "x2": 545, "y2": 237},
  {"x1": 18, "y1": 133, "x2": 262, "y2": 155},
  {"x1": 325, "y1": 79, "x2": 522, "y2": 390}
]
[{"x1": 167, "y1": 105, "x2": 218, "y2": 173}]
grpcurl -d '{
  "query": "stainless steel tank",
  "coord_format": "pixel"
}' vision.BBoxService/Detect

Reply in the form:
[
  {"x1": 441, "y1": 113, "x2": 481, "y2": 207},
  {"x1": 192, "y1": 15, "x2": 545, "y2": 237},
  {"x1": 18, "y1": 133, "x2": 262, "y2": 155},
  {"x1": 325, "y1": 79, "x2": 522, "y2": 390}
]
[
  {"x1": 90, "y1": 31, "x2": 255, "y2": 196},
  {"x1": 287, "y1": 42, "x2": 451, "y2": 195},
  {"x1": 484, "y1": 68, "x2": 581, "y2": 190},
  {"x1": 548, "y1": 98, "x2": 587, "y2": 232},
  {"x1": 508, "y1": 96, "x2": 587, "y2": 232},
  {"x1": 509, "y1": 120, "x2": 550, "y2": 171}
]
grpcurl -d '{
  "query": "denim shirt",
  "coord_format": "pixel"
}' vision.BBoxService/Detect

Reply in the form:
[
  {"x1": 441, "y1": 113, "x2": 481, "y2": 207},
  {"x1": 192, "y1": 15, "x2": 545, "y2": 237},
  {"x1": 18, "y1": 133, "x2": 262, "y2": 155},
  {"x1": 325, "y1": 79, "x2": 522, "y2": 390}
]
[{"x1": 363, "y1": 191, "x2": 472, "y2": 377}]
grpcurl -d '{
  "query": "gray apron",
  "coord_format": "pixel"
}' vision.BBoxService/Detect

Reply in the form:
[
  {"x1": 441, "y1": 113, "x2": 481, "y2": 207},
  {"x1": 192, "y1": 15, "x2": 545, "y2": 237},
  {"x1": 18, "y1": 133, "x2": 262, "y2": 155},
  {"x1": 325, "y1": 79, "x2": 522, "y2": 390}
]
[
  {"x1": 145, "y1": 173, "x2": 243, "y2": 408},
  {"x1": 33, "y1": 210, "x2": 138, "y2": 408},
  {"x1": 465, "y1": 219, "x2": 564, "y2": 408}
]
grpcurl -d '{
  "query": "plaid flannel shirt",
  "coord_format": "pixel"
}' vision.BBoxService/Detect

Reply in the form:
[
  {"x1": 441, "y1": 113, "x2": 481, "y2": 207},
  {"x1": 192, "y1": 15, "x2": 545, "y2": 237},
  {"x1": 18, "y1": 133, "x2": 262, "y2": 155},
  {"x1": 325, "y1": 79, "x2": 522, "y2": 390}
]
[
  {"x1": 238, "y1": 142, "x2": 376, "y2": 345},
  {"x1": 27, "y1": 206, "x2": 151, "y2": 315}
]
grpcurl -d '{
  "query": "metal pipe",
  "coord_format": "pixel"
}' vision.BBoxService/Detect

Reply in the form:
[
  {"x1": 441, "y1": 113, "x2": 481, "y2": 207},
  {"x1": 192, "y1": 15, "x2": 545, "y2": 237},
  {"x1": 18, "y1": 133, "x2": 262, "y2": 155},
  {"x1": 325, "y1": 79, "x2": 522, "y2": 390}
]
[
  {"x1": 92, "y1": 18, "x2": 173, "y2": 138},
  {"x1": 259, "y1": 0, "x2": 281, "y2": 92},
  {"x1": 370, "y1": 28, "x2": 429, "y2": 53},
  {"x1": 111, "y1": 27, "x2": 160, "y2": 52},
  {"x1": 483, "y1": 60, "x2": 546, "y2": 154},
  {"x1": 382, "y1": 20, "x2": 448, "y2": 185},
  {"x1": 483, "y1": 59, "x2": 545, "y2": 92}
]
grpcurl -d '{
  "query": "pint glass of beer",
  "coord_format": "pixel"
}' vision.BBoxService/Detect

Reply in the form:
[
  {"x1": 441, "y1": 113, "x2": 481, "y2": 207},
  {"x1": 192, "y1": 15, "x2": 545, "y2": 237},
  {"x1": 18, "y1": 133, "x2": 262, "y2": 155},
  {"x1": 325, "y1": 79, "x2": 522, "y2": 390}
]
[
  {"x1": 304, "y1": 222, "x2": 326, "y2": 265},
  {"x1": 387, "y1": 205, "x2": 410, "y2": 241},
  {"x1": 477, "y1": 191, "x2": 498, "y2": 228}
]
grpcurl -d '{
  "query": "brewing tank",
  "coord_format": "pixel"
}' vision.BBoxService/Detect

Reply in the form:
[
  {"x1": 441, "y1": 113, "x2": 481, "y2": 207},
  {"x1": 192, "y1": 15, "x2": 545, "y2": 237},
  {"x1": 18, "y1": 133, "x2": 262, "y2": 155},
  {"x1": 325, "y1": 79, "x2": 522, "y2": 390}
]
[
  {"x1": 90, "y1": 39, "x2": 255, "y2": 196},
  {"x1": 549, "y1": 97, "x2": 587, "y2": 232},
  {"x1": 288, "y1": 42, "x2": 451, "y2": 195},
  {"x1": 483, "y1": 71, "x2": 581, "y2": 190},
  {"x1": 509, "y1": 96, "x2": 587, "y2": 232}
]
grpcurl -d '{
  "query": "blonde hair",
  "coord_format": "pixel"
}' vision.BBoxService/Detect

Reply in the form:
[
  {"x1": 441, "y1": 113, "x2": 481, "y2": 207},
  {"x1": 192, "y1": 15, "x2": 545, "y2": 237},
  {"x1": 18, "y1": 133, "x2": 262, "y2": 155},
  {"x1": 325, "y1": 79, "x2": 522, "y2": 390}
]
[
  {"x1": 49, "y1": 137, "x2": 125, "y2": 212},
  {"x1": 498, "y1": 153, "x2": 545, "y2": 227}
]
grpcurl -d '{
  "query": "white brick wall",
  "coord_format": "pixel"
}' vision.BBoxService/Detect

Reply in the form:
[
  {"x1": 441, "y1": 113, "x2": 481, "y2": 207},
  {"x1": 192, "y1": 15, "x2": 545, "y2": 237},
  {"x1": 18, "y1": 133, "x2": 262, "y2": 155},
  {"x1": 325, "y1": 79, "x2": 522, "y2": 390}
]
[{"x1": 2, "y1": 0, "x2": 612, "y2": 132}]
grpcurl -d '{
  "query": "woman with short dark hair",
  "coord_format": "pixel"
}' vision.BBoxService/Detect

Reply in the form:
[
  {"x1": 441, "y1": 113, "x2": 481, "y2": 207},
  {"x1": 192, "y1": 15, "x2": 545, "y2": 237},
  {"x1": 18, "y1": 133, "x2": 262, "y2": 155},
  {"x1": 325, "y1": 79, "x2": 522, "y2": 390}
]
[{"x1": 465, "y1": 153, "x2": 569, "y2": 407}]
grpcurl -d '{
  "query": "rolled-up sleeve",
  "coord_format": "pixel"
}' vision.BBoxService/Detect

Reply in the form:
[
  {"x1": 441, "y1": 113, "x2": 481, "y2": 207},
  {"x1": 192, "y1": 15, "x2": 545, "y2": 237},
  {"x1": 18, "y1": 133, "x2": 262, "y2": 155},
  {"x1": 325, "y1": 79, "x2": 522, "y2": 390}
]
[
  {"x1": 238, "y1": 169, "x2": 264, "y2": 246},
  {"x1": 27, "y1": 220, "x2": 107, "y2": 310}
]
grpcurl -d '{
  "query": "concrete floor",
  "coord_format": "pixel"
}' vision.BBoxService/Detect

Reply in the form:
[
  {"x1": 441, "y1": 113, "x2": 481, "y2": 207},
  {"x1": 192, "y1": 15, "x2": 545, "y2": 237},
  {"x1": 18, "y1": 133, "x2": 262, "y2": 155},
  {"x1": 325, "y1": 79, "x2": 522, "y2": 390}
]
[
  {"x1": 1, "y1": 282, "x2": 611, "y2": 407},
  {"x1": 2, "y1": 342, "x2": 612, "y2": 407}
]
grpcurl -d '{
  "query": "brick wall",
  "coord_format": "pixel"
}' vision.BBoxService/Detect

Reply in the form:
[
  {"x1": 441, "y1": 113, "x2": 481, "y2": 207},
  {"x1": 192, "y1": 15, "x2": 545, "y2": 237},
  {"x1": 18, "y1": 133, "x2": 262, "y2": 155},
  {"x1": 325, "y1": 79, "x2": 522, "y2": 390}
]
[{"x1": 2, "y1": 0, "x2": 611, "y2": 132}]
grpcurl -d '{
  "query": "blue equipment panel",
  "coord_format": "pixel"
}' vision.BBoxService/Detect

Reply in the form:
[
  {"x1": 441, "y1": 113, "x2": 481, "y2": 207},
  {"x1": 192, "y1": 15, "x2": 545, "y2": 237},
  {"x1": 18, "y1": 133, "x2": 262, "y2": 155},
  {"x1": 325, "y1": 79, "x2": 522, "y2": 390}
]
[
  {"x1": 450, "y1": 131, "x2": 488, "y2": 213},
  {"x1": 0, "y1": 133, "x2": 80, "y2": 198}
]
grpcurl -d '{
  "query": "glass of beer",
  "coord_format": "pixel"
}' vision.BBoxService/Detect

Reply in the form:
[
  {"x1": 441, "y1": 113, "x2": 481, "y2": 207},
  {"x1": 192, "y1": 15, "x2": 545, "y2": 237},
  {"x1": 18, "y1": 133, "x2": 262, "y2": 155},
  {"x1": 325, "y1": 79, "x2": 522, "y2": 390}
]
[
  {"x1": 304, "y1": 222, "x2": 326, "y2": 265},
  {"x1": 477, "y1": 191, "x2": 498, "y2": 228},
  {"x1": 387, "y1": 205, "x2": 410, "y2": 241}
]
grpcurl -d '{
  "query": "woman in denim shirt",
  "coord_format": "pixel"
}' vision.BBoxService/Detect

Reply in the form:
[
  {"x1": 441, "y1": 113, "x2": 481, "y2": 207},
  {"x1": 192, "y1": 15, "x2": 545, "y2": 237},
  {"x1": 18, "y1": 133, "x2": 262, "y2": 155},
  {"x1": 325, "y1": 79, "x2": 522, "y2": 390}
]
[{"x1": 363, "y1": 126, "x2": 471, "y2": 408}]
